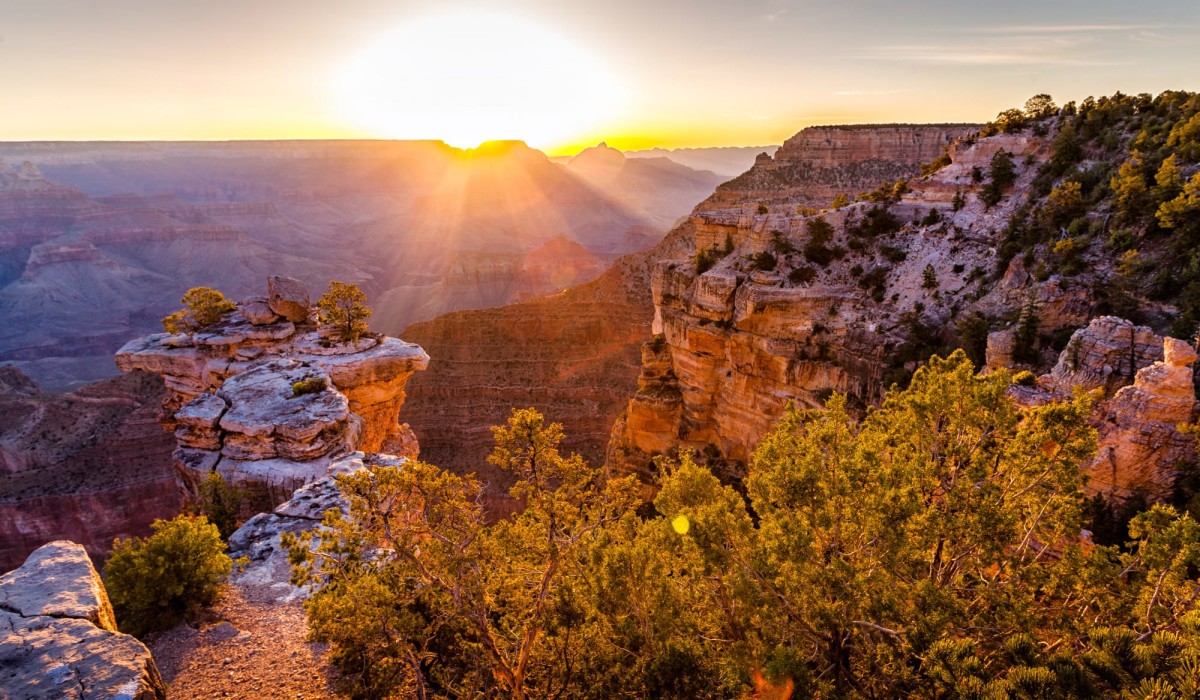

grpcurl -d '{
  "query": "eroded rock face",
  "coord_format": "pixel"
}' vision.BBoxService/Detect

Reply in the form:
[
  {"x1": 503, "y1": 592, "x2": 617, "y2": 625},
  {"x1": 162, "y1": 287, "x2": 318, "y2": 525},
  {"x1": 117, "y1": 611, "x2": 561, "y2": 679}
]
[
  {"x1": 116, "y1": 280, "x2": 427, "y2": 504},
  {"x1": 1086, "y1": 336, "x2": 1197, "y2": 500},
  {"x1": 402, "y1": 125, "x2": 982, "y2": 503},
  {"x1": 1008, "y1": 319, "x2": 1197, "y2": 501},
  {"x1": 0, "y1": 541, "x2": 166, "y2": 699},
  {"x1": 226, "y1": 452, "x2": 403, "y2": 604}
]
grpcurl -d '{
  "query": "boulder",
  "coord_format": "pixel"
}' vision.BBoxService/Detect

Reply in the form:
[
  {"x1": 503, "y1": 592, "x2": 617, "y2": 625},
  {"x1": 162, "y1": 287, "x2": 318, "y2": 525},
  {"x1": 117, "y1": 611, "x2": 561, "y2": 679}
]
[
  {"x1": 0, "y1": 541, "x2": 166, "y2": 700},
  {"x1": 267, "y1": 275, "x2": 310, "y2": 323},
  {"x1": 239, "y1": 296, "x2": 280, "y2": 326}
]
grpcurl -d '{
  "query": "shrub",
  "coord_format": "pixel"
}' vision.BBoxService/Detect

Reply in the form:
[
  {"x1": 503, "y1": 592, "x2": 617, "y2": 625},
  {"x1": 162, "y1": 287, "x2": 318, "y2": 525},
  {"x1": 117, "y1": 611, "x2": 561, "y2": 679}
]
[
  {"x1": 880, "y1": 245, "x2": 907, "y2": 263},
  {"x1": 756, "y1": 202, "x2": 769, "y2": 215},
  {"x1": 292, "y1": 376, "x2": 328, "y2": 396},
  {"x1": 752, "y1": 251, "x2": 778, "y2": 271},
  {"x1": 921, "y1": 264, "x2": 938, "y2": 289},
  {"x1": 162, "y1": 287, "x2": 236, "y2": 334},
  {"x1": 104, "y1": 515, "x2": 231, "y2": 637},
  {"x1": 195, "y1": 471, "x2": 246, "y2": 540},
  {"x1": 1013, "y1": 370, "x2": 1037, "y2": 386},
  {"x1": 789, "y1": 266, "x2": 816, "y2": 284},
  {"x1": 770, "y1": 230, "x2": 795, "y2": 254},
  {"x1": 317, "y1": 281, "x2": 372, "y2": 342}
]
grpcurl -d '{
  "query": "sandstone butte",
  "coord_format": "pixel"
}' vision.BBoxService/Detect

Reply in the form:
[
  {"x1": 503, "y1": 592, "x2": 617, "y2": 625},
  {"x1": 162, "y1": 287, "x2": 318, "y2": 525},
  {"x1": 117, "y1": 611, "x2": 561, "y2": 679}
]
[
  {"x1": 604, "y1": 125, "x2": 1198, "y2": 502},
  {"x1": 0, "y1": 540, "x2": 166, "y2": 699},
  {"x1": 115, "y1": 276, "x2": 429, "y2": 506},
  {"x1": 400, "y1": 124, "x2": 980, "y2": 503}
]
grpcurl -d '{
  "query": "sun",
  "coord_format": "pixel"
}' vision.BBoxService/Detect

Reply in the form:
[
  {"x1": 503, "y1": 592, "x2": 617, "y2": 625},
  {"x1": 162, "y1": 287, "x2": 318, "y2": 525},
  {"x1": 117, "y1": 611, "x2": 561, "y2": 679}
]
[{"x1": 333, "y1": 11, "x2": 625, "y2": 150}]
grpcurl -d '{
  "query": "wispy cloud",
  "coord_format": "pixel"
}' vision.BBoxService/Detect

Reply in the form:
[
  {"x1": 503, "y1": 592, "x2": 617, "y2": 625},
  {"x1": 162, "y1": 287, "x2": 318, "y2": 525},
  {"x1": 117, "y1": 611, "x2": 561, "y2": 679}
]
[
  {"x1": 972, "y1": 24, "x2": 1162, "y2": 34},
  {"x1": 867, "y1": 32, "x2": 1130, "y2": 67}
]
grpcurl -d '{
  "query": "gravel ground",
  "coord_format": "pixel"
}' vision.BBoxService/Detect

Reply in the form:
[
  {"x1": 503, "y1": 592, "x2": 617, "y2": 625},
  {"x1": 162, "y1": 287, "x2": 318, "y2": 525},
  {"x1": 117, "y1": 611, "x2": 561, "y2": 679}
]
[{"x1": 149, "y1": 585, "x2": 341, "y2": 699}]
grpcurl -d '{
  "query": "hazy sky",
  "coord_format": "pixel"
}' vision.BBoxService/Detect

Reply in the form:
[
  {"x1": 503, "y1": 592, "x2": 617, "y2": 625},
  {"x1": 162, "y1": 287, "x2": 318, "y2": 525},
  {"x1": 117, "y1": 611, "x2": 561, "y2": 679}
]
[{"x1": 2, "y1": 0, "x2": 1198, "y2": 152}]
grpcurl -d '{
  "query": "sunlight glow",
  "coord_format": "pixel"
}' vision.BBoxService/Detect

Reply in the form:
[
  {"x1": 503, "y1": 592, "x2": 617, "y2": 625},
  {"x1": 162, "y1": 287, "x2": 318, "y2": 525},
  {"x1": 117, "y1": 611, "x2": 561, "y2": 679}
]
[{"x1": 334, "y1": 11, "x2": 625, "y2": 150}]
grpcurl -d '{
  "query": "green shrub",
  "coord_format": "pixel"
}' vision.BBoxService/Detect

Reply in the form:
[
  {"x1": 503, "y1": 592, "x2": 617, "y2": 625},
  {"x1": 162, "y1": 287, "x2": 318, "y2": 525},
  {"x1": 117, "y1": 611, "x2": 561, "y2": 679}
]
[
  {"x1": 752, "y1": 251, "x2": 778, "y2": 271},
  {"x1": 292, "y1": 376, "x2": 328, "y2": 396},
  {"x1": 195, "y1": 471, "x2": 246, "y2": 540},
  {"x1": 1013, "y1": 370, "x2": 1037, "y2": 386},
  {"x1": 162, "y1": 287, "x2": 236, "y2": 334},
  {"x1": 104, "y1": 515, "x2": 232, "y2": 637}
]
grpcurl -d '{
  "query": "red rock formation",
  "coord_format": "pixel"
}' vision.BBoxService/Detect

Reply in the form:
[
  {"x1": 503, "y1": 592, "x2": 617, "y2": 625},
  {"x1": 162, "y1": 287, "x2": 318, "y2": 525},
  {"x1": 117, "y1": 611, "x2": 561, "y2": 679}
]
[
  {"x1": 116, "y1": 280, "x2": 428, "y2": 503},
  {"x1": 402, "y1": 125, "x2": 983, "y2": 501}
]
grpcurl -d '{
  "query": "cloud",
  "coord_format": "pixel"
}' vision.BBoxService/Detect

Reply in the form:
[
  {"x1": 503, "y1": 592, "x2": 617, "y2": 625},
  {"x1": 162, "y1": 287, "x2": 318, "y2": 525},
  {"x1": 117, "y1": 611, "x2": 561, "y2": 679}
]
[
  {"x1": 971, "y1": 24, "x2": 1162, "y2": 34},
  {"x1": 867, "y1": 32, "x2": 1130, "y2": 67}
]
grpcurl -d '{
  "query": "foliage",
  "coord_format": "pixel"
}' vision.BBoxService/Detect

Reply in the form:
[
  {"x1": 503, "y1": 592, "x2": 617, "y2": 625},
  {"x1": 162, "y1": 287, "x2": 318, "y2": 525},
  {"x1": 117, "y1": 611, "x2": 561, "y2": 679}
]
[
  {"x1": 288, "y1": 353, "x2": 1200, "y2": 698},
  {"x1": 789, "y1": 265, "x2": 816, "y2": 285},
  {"x1": 161, "y1": 286, "x2": 236, "y2": 334},
  {"x1": 955, "y1": 311, "x2": 990, "y2": 368},
  {"x1": 103, "y1": 515, "x2": 232, "y2": 637},
  {"x1": 287, "y1": 408, "x2": 641, "y2": 699},
  {"x1": 1013, "y1": 297, "x2": 1041, "y2": 365},
  {"x1": 292, "y1": 376, "x2": 328, "y2": 396},
  {"x1": 921, "y1": 263, "x2": 938, "y2": 289},
  {"x1": 694, "y1": 235, "x2": 734, "y2": 274},
  {"x1": 752, "y1": 251, "x2": 777, "y2": 271},
  {"x1": 194, "y1": 471, "x2": 246, "y2": 540},
  {"x1": 980, "y1": 149, "x2": 1017, "y2": 208},
  {"x1": 317, "y1": 281, "x2": 372, "y2": 342}
]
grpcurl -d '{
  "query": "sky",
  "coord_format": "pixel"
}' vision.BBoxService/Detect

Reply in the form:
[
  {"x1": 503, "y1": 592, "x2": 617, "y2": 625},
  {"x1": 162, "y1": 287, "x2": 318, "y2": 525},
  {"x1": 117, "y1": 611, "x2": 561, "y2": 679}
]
[{"x1": 1, "y1": 0, "x2": 1198, "y2": 154}]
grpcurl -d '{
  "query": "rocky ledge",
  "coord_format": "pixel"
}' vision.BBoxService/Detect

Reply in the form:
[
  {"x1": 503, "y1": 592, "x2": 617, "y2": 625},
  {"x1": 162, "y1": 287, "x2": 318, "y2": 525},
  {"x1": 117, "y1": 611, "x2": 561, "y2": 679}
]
[
  {"x1": 115, "y1": 276, "x2": 428, "y2": 503},
  {"x1": 1013, "y1": 317, "x2": 1198, "y2": 500},
  {"x1": 0, "y1": 541, "x2": 166, "y2": 699}
]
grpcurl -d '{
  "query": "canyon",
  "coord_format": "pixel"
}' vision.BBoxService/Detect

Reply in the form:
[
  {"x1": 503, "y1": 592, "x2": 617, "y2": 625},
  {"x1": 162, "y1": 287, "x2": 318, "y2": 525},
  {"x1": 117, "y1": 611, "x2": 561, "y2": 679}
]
[
  {"x1": 402, "y1": 124, "x2": 980, "y2": 489},
  {"x1": 0, "y1": 141, "x2": 723, "y2": 391}
]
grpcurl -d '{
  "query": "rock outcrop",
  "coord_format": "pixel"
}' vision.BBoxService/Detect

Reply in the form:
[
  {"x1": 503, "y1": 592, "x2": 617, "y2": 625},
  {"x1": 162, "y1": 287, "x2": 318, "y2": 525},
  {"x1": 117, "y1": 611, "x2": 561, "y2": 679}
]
[
  {"x1": 116, "y1": 278, "x2": 428, "y2": 504},
  {"x1": 0, "y1": 541, "x2": 166, "y2": 699},
  {"x1": 226, "y1": 452, "x2": 402, "y2": 604},
  {"x1": 402, "y1": 125, "x2": 983, "y2": 505},
  {"x1": 1014, "y1": 318, "x2": 1199, "y2": 500},
  {"x1": 1086, "y1": 337, "x2": 1198, "y2": 499}
]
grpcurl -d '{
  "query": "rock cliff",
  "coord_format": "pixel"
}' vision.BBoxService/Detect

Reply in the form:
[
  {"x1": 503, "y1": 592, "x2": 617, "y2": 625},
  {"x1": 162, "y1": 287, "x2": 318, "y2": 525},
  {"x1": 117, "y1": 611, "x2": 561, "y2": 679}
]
[
  {"x1": 0, "y1": 370, "x2": 178, "y2": 572},
  {"x1": 0, "y1": 540, "x2": 166, "y2": 699},
  {"x1": 115, "y1": 278, "x2": 428, "y2": 505},
  {"x1": 1012, "y1": 318, "x2": 1198, "y2": 500},
  {"x1": 604, "y1": 124, "x2": 1163, "y2": 483},
  {"x1": 401, "y1": 125, "x2": 982, "y2": 502}
]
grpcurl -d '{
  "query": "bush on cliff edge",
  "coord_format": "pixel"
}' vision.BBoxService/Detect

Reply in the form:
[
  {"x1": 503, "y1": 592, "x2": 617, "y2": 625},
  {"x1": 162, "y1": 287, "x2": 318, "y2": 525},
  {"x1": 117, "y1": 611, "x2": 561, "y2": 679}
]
[{"x1": 103, "y1": 514, "x2": 232, "y2": 637}]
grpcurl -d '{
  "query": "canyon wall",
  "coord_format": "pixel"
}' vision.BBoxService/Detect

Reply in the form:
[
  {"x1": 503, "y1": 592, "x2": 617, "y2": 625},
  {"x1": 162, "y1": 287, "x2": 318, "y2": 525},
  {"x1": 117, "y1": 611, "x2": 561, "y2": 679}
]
[
  {"x1": 0, "y1": 369, "x2": 178, "y2": 572},
  {"x1": 606, "y1": 127, "x2": 1085, "y2": 482},
  {"x1": 402, "y1": 125, "x2": 982, "y2": 501}
]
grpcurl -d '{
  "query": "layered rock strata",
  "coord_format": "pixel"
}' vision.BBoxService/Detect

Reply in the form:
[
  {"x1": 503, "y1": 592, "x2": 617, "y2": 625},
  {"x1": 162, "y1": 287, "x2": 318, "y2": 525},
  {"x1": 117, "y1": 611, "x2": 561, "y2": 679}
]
[
  {"x1": 116, "y1": 279, "x2": 428, "y2": 503},
  {"x1": 0, "y1": 541, "x2": 166, "y2": 699},
  {"x1": 1013, "y1": 318, "x2": 1198, "y2": 500},
  {"x1": 402, "y1": 125, "x2": 981, "y2": 498},
  {"x1": 0, "y1": 370, "x2": 178, "y2": 571},
  {"x1": 605, "y1": 126, "x2": 1135, "y2": 482}
]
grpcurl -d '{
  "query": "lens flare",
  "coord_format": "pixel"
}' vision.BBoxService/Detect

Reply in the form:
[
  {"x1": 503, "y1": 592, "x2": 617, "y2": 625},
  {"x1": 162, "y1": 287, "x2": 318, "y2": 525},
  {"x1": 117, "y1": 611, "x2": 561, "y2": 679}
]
[{"x1": 671, "y1": 515, "x2": 690, "y2": 535}]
